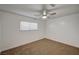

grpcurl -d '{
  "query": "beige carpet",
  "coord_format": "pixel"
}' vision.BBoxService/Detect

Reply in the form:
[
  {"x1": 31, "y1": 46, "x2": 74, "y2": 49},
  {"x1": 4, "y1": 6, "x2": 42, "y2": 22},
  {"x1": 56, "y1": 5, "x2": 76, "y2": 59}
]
[{"x1": 1, "y1": 38, "x2": 79, "y2": 55}]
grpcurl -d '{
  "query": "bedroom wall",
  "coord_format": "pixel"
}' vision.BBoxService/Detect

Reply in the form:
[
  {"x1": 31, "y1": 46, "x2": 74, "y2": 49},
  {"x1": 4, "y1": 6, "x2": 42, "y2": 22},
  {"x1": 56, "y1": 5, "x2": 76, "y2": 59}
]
[
  {"x1": 0, "y1": 12, "x2": 3, "y2": 52},
  {"x1": 46, "y1": 13, "x2": 79, "y2": 48},
  {"x1": 1, "y1": 11, "x2": 45, "y2": 51},
  {"x1": 0, "y1": 13, "x2": 1, "y2": 52}
]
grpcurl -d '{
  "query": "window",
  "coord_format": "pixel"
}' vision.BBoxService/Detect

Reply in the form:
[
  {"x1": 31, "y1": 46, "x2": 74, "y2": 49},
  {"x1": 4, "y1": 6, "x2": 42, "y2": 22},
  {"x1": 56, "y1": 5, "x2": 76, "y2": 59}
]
[{"x1": 20, "y1": 21, "x2": 38, "y2": 30}]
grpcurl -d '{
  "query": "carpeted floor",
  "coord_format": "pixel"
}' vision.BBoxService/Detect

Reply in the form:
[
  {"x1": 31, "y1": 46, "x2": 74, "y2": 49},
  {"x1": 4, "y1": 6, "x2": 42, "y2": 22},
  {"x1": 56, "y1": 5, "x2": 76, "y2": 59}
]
[{"x1": 1, "y1": 38, "x2": 79, "y2": 55}]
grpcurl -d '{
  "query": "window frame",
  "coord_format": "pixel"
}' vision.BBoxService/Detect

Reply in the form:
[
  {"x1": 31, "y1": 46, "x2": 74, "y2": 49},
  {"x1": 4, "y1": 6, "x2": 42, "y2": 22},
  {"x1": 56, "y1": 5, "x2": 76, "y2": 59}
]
[{"x1": 20, "y1": 21, "x2": 38, "y2": 31}]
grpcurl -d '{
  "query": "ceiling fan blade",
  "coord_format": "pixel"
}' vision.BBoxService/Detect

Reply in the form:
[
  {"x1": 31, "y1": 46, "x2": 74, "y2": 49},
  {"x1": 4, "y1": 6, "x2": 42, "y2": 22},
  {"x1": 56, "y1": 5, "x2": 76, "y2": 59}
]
[
  {"x1": 50, "y1": 4, "x2": 56, "y2": 7},
  {"x1": 50, "y1": 12, "x2": 56, "y2": 15}
]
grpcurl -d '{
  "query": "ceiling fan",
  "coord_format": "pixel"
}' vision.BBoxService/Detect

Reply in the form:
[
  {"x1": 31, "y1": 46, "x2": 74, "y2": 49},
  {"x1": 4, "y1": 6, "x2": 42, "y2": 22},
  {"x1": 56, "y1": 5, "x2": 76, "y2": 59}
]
[{"x1": 35, "y1": 4, "x2": 56, "y2": 19}]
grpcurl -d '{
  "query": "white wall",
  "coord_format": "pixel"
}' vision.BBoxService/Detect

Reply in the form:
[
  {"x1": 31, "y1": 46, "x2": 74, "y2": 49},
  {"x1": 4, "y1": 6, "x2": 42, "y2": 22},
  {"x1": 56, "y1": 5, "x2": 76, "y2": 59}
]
[
  {"x1": 0, "y1": 12, "x2": 3, "y2": 52},
  {"x1": 0, "y1": 13, "x2": 1, "y2": 51},
  {"x1": 0, "y1": 13, "x2": 1, "y2": 52},
  {"x1": 46, "y1": 13, "x2": 79, "y2": 48},
  {"x1": 1, "y1": 11, "x2": 45, "y2": 51}
]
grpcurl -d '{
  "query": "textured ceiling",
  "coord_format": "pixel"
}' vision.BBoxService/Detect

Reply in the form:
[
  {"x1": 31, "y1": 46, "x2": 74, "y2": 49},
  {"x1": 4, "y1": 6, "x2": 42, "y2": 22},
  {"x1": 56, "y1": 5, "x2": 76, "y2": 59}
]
[{"x1": 0, "y1": 4, "x2": 79, "y2": 20}]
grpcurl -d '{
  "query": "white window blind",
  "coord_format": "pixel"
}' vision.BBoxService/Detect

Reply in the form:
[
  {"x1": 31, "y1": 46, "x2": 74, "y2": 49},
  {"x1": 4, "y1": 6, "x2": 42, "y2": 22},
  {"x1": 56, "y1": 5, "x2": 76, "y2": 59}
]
[{"x1": 20, "y1": 21, "x2": 38, "y2": 30}]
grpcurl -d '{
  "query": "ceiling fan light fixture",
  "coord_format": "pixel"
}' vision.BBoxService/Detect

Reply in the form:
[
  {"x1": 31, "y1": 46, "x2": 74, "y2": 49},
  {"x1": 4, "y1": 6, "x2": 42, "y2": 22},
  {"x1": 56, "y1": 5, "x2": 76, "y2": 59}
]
[{"x1": 42, "y1": 15, "x2": 47, "y2": 19}]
